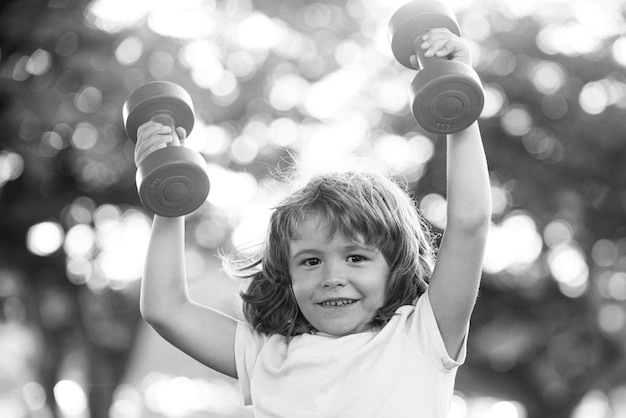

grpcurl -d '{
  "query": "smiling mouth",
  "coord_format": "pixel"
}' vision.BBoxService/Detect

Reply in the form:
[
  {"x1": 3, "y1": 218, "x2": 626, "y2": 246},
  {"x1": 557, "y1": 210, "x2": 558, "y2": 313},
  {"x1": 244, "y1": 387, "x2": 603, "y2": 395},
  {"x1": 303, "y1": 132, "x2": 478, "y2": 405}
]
[{"x1": 318, "y1": 299, "x2": 358, "y2": 307}]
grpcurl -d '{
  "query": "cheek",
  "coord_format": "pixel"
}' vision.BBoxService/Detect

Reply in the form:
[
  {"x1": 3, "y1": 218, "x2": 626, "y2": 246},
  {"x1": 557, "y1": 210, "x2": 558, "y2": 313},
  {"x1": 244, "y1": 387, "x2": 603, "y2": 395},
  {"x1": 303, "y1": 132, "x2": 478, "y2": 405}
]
[
  {"x1": 362, "y1": 268, "x2": 389, "y2": 304},
  {"x1": 290, "y1": 282, "x2": 304, "y2": 304},
  {"x1": 290, "y1": 272, "x2": 314, "y2": 304}
]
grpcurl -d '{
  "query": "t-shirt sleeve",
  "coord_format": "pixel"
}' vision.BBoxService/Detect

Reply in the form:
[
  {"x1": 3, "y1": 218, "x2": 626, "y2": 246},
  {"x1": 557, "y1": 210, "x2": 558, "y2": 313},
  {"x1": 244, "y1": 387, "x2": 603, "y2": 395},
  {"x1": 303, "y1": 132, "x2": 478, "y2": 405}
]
[
  {"x1": 408, "y1": 290, "x2": 468, "y2": 372},
  {"x1": 234, "y1": 320, "x2": 266, "y2": 405}
]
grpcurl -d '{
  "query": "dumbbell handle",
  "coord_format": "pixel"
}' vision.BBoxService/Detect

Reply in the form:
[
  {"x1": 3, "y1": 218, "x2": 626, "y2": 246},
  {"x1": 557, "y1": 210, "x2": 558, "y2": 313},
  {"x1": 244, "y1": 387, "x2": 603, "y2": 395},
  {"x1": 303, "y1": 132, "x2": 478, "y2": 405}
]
[{"x1": 151, "y1": 113, "x2": 182, "y2": 147}]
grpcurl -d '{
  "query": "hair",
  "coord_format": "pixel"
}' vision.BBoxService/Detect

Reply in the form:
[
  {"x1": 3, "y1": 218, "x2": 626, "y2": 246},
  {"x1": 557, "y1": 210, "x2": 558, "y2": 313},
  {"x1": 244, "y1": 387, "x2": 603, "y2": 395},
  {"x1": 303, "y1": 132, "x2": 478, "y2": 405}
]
[{"x1": 224, "y1": 170, "x2": 436, "y2": 337}]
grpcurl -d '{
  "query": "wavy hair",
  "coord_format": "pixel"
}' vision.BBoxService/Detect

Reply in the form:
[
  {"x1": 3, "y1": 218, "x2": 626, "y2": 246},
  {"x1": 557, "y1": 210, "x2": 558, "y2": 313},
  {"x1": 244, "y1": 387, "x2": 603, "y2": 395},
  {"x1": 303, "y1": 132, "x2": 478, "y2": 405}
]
[{"x1": 224, "y1": 171, "x2": 436, "y2": 337}]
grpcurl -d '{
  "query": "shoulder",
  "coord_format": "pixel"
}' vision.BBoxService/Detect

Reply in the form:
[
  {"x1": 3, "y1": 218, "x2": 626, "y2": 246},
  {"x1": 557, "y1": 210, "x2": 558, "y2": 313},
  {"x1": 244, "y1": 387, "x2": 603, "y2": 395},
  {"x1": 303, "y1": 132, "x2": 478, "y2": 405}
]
[
  {"x1": 401, "y1": 291, "x2": 469, "y2": 368},
  {"x1": 388, "y1": 293, "x2": 431, "y2": 324},
  {"x1": 235, "y1": 320, "x2": 281, "y2": 351},
  {"x1": 407, "y1": 291, "x2": 438, "y2": 329},
  {"x1": 384, "y1": 292, "x2": 443, "y2": 343}
]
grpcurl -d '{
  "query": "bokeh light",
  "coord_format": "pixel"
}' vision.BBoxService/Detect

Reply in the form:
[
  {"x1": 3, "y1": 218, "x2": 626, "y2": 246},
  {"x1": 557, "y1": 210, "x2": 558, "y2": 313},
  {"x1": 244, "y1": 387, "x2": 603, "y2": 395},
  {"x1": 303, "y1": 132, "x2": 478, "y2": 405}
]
[
  {"x1": 64, "y1": 224, "x2": 96, "y2": 259},
  {"x1": 373, "y1": 133, "x2": 433, "y2": 181},
  {"x1": 612, "y1": 36, "x2": 626, "y2": 66},
  {"x1": 572, "y1": 390, "x2": 611, "y2": 418},
  {"x1": 548, "y1": 243, "x2": 589, "y2": 297},
  {"x1": 71, "y1": 122, "x2": 98, "y2": 150},
  {"x1": 420, "y1": 193, "x2": 447, "y2": 229},
  {"x1": 206, "y1": 165, "x2": 258, "y2": 210},
  {"x1": 22, "y1": 381, "x2": 47, "y2": 412},
  {"x1": 110, "y1": 384, "x2": 142, "y2": 418},
  {"x1": 484, "y1": 400, "x2": 525, "y2": 418},
  {"x1": 501, "y1": 105, "x2": 532, "y2": 137},
  {"x1": 481, "y1": 84, "x2": 507, "y2": 118},
  {"x1": 53, "y1": 379, "x2": 88, "y2": 416},
  {"x1": 142, "y1": 373, "x2": 240, "y2": 416},
  {"x1": 529, "y1": 60, "x2": 566, "y2": 94},
  {"x1": 447, "y1": 394, "x2": 468, "y2": 418},
  {"x1": 483, "y1": 212, "x2": 543, "y2": 275},
  {"x1": 26, "y1": 222, "x2": 65, "y2": 256},
  {"x1": 93, "y1": 207, "x2": 152, "y2": 289},
  {"x1": 115, "y1": 37, "x2": 144, "y2": 66},
  {"x1": 580, "y1": 81, "x2": 610, "y2": 115},
  {"x1": 86, "y1": 0, "x2": 151, "y2": 33},
  {"x1": 235, "y1": 12, "x2": 286, "y2": 51},
  {"x1": 0, "y1": 150, "x2": 25, "y2": 188}
]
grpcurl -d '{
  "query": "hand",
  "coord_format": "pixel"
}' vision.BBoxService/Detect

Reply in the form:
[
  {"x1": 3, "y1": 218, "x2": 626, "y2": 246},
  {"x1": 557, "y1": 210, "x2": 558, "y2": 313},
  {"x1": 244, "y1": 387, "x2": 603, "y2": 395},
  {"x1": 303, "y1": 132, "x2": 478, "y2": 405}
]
[
  {"x1": 134, "y1": 121, "x2": 187, "y2": 168},
  {"x1": 420, "y1": 28, "x2": 472, "y2": 67}
]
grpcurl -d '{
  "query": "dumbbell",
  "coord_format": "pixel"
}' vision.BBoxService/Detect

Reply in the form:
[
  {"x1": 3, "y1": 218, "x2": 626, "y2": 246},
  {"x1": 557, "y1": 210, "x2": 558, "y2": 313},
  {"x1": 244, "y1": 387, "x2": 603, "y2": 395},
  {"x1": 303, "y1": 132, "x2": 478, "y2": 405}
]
[
  {"x1": 123, "y1": 81, "x2": 210, "y2": 217},
  {"x1": 389, "y1": 0, "x2": 484, "y2": 134}
]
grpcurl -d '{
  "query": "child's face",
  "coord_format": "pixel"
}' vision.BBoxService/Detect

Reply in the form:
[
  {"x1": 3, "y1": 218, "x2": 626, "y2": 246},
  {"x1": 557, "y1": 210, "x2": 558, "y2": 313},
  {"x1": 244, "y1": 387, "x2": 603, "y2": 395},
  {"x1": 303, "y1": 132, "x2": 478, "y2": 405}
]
[{"x1": 288, "y1": 216, "x2": 389, "y2": 336}]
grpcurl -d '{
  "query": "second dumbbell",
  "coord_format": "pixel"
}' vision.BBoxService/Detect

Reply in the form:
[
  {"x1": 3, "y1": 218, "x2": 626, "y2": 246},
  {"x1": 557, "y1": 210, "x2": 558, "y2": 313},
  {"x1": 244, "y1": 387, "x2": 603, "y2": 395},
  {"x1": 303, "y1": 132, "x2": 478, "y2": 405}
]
[
  {"x1": 123, "y1": 81, "x2": 210, "y2": 217},
  {"x1": 389, "y1": 0, "x2": 484, "y2": 134}
]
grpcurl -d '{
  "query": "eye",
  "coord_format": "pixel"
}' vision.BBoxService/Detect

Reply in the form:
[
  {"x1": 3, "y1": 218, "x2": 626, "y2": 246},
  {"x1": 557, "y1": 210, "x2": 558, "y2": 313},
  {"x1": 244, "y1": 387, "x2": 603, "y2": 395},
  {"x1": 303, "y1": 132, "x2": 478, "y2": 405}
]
[
  {"x1": 347, "y1": 255, "x2": 367, "y2": 263},
  {"x1": 302, "y1": 258, "x2": 321, "y2": 267}
]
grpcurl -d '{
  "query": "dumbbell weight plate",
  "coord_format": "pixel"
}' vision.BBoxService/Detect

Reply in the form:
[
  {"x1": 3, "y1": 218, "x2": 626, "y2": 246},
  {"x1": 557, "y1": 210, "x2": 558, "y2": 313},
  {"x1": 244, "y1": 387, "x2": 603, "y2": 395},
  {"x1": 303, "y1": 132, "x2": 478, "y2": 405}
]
[
  {"x1": 410, "y1": 60, "x2": 484, "y2": 134},
  {"x1": 123, "y1": 81, "x2": 195, "y2": 143},
  {"x1": 136, "y1": 146, "x2": 210, "y2": 217},
  {"x1": 389, "y1": 0, "x2": 460, "y2": 69}
]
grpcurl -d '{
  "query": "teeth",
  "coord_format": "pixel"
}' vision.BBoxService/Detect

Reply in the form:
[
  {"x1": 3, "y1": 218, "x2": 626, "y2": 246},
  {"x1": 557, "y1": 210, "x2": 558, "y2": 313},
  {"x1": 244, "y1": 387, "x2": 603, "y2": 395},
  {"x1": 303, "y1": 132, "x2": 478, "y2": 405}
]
[{"x1": 321, "y1": 299, "x2": 356, "y2": 306}]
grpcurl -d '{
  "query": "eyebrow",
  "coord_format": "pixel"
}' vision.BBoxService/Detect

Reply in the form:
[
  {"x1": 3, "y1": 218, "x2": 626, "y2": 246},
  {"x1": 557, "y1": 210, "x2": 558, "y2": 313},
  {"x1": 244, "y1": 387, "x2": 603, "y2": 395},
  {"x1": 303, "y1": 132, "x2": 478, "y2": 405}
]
[
  {"x1": 290, "y1": 244, "x2": 378, "y2": 261},
  {"x1": 290, "y1": 249, "x2": 320, "y2": 261},
  {"x1": 345, "y1": 244, "x2": 378, "y2": 253}
]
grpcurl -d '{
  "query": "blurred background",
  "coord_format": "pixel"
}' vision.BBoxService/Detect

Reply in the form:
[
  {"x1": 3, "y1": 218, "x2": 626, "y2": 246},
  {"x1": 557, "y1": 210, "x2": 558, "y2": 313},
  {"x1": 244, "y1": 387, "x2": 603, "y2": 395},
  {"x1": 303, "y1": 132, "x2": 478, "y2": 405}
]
[{"x1": 1, "y1": 0, "x2": 626, "y2": 417}]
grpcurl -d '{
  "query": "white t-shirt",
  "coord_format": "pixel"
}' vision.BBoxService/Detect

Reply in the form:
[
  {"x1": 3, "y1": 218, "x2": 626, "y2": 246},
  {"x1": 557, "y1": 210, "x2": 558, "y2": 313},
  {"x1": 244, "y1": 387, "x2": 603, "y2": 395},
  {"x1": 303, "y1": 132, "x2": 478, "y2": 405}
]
[{"x1": 234, "y1": 291, "x2": 467, "y2": 418}]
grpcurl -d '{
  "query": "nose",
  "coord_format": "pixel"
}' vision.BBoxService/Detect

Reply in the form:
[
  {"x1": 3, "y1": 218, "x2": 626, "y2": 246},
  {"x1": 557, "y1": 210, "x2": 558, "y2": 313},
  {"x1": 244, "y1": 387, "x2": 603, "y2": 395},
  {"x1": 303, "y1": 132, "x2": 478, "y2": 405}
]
[
  {"x1": 322, "y1": 279, "x2": 346, "y2": 289},
  {"x1": 321, "y1": 264, "x2": 348, "y2": 289}
]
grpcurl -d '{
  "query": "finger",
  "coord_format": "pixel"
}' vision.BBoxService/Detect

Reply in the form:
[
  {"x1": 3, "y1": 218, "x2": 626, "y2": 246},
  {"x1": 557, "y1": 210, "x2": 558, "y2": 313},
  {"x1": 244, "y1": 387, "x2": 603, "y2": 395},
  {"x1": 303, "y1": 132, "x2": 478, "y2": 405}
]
[
  {"x1": 135, "y1": 141, "x2": 167, "y2": 167},
  {"x1": 134, "y1": 132, "x2": 171, "y2": 159},
  {"x1": 137, "y1": 122, "x2": 172, "y2": 136},
  {"x1": 422, "y1": 27, "x2": 453, "y2": 40},
  {"x1": 137, "y1": 120, "x2": 162, "y2": 136},
  {"x1": 135, "y1": 134, "x2": 172, "y2": 159},
  {"x1": 421, "y1": 28, "x2": 454, "y2": 48},
  {"x1": 434, "y1": 41, "x2": 453, "y2": 57},
  {"x1": 422, "y1": 39, "x2": 454, "y2": 58},
  {"x1": 137, "y1": 127, "x2": 174, "y2": 153},
  {"x1": 175, "y1": 127, "x2": 186, "y2": 146},
  {"x1": 137, "y1": 122, "x2": 171, "y2": 142}
]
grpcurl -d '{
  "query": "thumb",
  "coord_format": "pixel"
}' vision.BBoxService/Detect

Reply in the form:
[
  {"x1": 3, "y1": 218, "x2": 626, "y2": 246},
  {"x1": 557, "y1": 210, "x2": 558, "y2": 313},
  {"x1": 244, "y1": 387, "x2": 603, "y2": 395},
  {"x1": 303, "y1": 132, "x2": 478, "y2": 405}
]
[{"x1": 176, "y1": 127, "x2": 187, "y2": 146}]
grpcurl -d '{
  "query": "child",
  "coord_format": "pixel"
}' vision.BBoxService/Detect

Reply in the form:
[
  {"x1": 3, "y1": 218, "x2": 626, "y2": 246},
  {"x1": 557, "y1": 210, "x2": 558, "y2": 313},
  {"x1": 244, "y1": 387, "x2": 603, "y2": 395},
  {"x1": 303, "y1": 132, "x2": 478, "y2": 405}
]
[{"x1": 136, "y1": 28, "x2": 491, "y2": 418}]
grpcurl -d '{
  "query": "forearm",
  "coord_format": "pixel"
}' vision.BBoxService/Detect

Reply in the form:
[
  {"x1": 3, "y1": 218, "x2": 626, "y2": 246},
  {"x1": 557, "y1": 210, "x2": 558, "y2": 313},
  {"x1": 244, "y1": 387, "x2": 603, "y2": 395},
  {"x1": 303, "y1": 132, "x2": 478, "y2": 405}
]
[
  {"x1": 446, "y1": 122, "x2": 491, "y2": 229},
  {"x1": 140, "y1": 215, "x2": 189, "y2": 322}
]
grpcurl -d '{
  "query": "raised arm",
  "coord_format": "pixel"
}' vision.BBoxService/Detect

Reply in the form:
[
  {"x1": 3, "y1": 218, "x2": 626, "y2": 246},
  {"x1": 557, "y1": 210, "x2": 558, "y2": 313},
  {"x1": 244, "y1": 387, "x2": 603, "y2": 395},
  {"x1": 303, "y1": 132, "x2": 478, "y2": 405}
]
[
  {"x1": 420, "y1": 29, "x2": 492, "y2": 357},
  {"x1": 137, "y1": 122, "x2": 238, "y2": 378}
]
